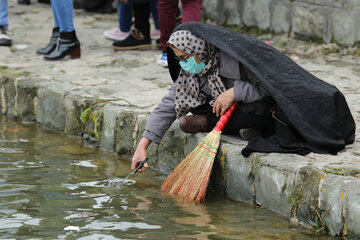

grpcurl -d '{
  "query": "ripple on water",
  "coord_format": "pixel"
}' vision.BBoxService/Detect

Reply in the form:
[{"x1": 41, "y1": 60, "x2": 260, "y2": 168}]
[
  {"x1": 0, "y1": 213, "x2": 41, "y2": 230},
  {"x1": 64, "y1": 211, "x2": 97, "y2": 220},
  {"x1": 0, "y1": 147, "x2": 23, "y2": 154},
  {"x1": 0, "y1": 139, "x2": 28, "y2": 143},
  {"x1": 0, "y1": 184, "x2": 34, "y2": 196},
  {"x1": 76, "y1": 234, "x2": 121, "y2": 240},
  {"x1": 81, "y1": 220, "x2": 162, "y2": 231},
  {"x1": 93, "y1": 195, "x2": 112, "y2": 209},
  {"x1": 62, "y1": 178, "x2": 136, "y2": 190},
  {"x1": 70, "y1": 160, "x2": 98, "y2": 168},
  {"x1": 44, "y1": 145, "x2": 94, "y2": 155},
  {"x1": 0, "y1": 159, "x2": 44, "y2": 170},
  {"x1": 0, "y1": 116, "x2": 335, "y2": 240}
]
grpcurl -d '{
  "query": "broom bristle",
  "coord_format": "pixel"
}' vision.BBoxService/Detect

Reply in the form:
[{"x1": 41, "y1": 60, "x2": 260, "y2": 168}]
[{"x1": 161, "y1": 130, "x2": 221, "y2": 203}]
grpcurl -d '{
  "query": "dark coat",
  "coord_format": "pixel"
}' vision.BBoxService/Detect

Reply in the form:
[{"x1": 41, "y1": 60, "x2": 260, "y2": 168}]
[{"x1": 169, "y1": 22, "x2": 356, "y2": 156}]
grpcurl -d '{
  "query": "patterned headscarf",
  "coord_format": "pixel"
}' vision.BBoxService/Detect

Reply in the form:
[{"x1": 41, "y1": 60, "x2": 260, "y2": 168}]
[{"x1": 168, "y1": 30, "x2": 226, "y2": 118}]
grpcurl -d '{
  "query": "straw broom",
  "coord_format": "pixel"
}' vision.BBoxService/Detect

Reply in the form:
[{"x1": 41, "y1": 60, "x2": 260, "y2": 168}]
[{"x1": 161, "y1": 102, "x2": 238, "y2": 203}]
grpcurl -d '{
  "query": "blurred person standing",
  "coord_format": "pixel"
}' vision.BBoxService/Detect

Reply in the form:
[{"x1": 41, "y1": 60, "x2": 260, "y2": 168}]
[
  {"x1": 112, "y1": 0, "x2": 157, "y2": 50},
  {"x1": 0, "y1": 0, "x2": 12, "y2": 47},
  {"x1": 36, "y1": 0, "x2": 80, "y2": 60},
  {"x1": 156, "y1": 0, "x2": 203, "y2": 67},
  {"x1": 104, "y1": 1, "x2": 160, "y2": 41},
  {"x1": 104, "y1": 2, "x2": 132, "y2": 41}
]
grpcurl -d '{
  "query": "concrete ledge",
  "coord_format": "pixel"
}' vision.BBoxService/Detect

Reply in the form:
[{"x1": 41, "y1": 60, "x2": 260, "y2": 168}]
[{"x1": 1, "y1": 73, "x2": 359, "y2": 237}]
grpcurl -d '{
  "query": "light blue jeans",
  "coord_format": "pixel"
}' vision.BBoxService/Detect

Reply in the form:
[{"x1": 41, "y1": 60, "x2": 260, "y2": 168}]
[
  {"x1": 0, "y1": 0, "x2": 9, "y2": 28},
  {"x1": 51, "y1": 0, "x2": 75, "y2": 32}
]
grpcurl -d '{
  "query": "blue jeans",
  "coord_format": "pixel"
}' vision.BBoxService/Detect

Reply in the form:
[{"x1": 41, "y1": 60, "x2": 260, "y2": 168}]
[
  {"x1": 51, "y1": 0, "x2": 75, "y2": 32},
  {"x1": 118, "y1": 1, "x2": 159, "y2": 32},
  {"x1": 118, "y1": 3, "x2": 132, "y2": 32},
  {"x1": 0, "y1": 0, "x2": 8, "y2": 28},
  {"x1": 150, "y1": 1, "x2": 159, "y2": 30}
]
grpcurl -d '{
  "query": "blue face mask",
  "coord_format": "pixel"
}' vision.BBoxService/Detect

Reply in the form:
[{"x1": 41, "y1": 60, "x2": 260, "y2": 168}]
[{"x1": 179, "y1": 56, "x2": 206, "y2": 75}]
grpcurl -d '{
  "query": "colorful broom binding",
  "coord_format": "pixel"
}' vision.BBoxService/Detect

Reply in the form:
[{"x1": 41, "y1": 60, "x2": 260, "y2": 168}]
[{"x1": 161, "y1": 102, "x2": 239, "y2": 203}]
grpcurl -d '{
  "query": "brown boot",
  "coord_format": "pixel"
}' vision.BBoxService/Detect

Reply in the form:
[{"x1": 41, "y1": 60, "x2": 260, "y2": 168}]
[{"x1": 180, "y1": 115, "x2": 209, "y2": 134}]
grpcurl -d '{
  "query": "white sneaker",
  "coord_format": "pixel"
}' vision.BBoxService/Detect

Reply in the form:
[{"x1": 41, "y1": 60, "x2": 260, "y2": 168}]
[
  {"x1": 104, "y1": 28, "x2": 129, "y2": 41},
  {"x1": 157, "y1": 52, "x2": 168, "y2": 67}
]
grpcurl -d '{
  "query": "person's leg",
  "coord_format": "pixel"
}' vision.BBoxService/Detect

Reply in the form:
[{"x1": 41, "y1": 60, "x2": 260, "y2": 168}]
[
  {"x1": 0, "y1": 0, "x2": 12, "y2": 47},
  {"x1": 182, "y1": 101, "x2": 274, "y2": 139},
  {"x1": 150, "y1": 1, "x2": 159, "y2": 30},
  {"x1": 0, "y1": 0, "x2": 9, "y2": 28},
  {"x1": 50, "y1": 0, "x2": 59, "y2": 28},
  {"x1": 181, "y1": 0, "x2": 202, "y2": 22},
  {"x1": 112, "y1": 3, "x2": 151, "y2": 50},
  {"x1": 37, "y1": 1, "x2": 59, "y2": 54},
  {"x1": 156, "y1": 0, "x2": 177, "y2": 67},
  {"x1": 158, "y1": 0, "x2": 178, "y2": 53},
  {"x1": 119, "y1": 3, "x2": 132, "y2": 32},
  {"x1": 206, "y1": 101, "x2": 273, "y2": 135},
  {"x1": 50, "y1": 0, "x2": 74, "y2": 32},
  {"x1": 133, "y1": 3, "x2": 150, "y2": 37},
  {"x1": 44, "y1": 0, "x2": 80, "y2": 60},
  {"x1": 104, "y1": 3, "x2": 131, "y2": 41},
  {"x1": 36, "y1": 0, "x2": 59, "y2": 54},
  {"x1": 150, "y1": 1, "x2": 160, "y2": 40}
]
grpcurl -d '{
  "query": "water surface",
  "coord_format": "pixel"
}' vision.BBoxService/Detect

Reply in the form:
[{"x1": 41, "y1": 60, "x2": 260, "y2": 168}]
[{"x1": 0, "y1": 116, "x2": 334, "y2": 239}]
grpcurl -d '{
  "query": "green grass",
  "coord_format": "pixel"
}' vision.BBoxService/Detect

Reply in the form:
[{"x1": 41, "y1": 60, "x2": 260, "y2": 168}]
[
  {"x1": 225, "y1": 24, "x2": 273, "y2": 37},
  {"x1": 0, "y1": 65, "x2": 27, "y2": 77},
  {"x1": 323, "y1": 168, "x2": 360, "y2": 176},
  {"x1": 321, "y1": 47, "x2": 340, "y2": 55}
]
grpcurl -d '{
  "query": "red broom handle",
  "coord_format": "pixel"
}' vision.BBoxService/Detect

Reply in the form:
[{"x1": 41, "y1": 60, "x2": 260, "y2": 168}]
[{"x1": 213, "y1": 102, "x2": 238, "y2": 132}]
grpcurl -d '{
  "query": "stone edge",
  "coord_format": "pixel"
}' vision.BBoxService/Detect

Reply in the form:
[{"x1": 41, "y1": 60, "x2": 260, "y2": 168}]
[{"x1": 1, "y1": 74, "x2": 359, "y2": 238}]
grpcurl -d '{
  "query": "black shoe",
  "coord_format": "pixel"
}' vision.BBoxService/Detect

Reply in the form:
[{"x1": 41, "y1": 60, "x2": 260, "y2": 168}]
[
  {"x1": 36, "y1": 27, "x2": 59, "y2": 55},
  {"x1": 112, "y1": 26, "x2": 151, "y2": 51},
  {"x1": 239, "y1": 128, "x2": 262, "y2": 141},
  {"x1": 44, "y1": 31, "x2": 81, "y2": 61},
  {"x1": 18, "y1": 0, "x2": 30, "y2": 4},
  {"x1": 0, "y1": 26, "x2": 12, "y2": 47}
]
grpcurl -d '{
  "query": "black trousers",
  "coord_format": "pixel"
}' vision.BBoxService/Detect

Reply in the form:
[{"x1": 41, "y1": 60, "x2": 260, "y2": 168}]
[
  {"x1": 133, "y1": 3, "x2": 150, "y2": 37},
  {"x1": 191, "y1": 100, "x2": 274, "y2": 136}
]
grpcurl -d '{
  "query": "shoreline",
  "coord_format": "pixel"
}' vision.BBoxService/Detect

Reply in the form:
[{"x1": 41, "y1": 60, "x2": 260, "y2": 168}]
[{"x1": 1, "y1": 0, "x2": 359, "y2": 237}]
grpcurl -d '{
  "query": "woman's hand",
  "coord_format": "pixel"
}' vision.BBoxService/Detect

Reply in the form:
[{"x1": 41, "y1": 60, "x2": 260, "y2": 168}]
[
  {"x1": 131, "y1": 137, "x2": 151, "y2": 173},
  {"x1": 213, "y1": 88, "x2": 235, "y2": 117}
]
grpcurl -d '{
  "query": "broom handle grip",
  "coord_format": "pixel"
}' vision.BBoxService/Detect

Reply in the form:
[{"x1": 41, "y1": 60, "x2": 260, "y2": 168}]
[{"x1": 214, "y1": 102, "x2": 238, "y2": 132}]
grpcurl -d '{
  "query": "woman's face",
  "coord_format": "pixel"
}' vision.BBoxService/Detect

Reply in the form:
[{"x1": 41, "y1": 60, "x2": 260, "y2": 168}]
[{"x1": 170, "y1": 45, "x2": 202, "y2": 64}]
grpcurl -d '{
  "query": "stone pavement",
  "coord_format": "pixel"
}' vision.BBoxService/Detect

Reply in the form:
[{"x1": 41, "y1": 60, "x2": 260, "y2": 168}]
[{"x1": 1, "y1": 0, "x2": 360, "y2": 238}]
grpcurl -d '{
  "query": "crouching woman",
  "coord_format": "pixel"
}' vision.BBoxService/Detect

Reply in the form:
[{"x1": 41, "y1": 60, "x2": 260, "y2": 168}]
[{"x1": 131, "y1": 22, "x2": 355, "y2": 172}]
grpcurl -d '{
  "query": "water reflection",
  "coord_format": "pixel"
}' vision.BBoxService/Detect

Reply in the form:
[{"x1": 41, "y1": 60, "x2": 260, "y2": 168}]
[
  {"x1": 82, "y1": 221, "x2": 162, "y2": 231},
  {"x1": 63, "y1": 178, "x2": 135, "y2": 190},
  {"x1": 0, "y1": 116, "x2": 334, "y2": 240},
  {"x1": 171, "y1": 199, "x2": 218, "y2": 239}
]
